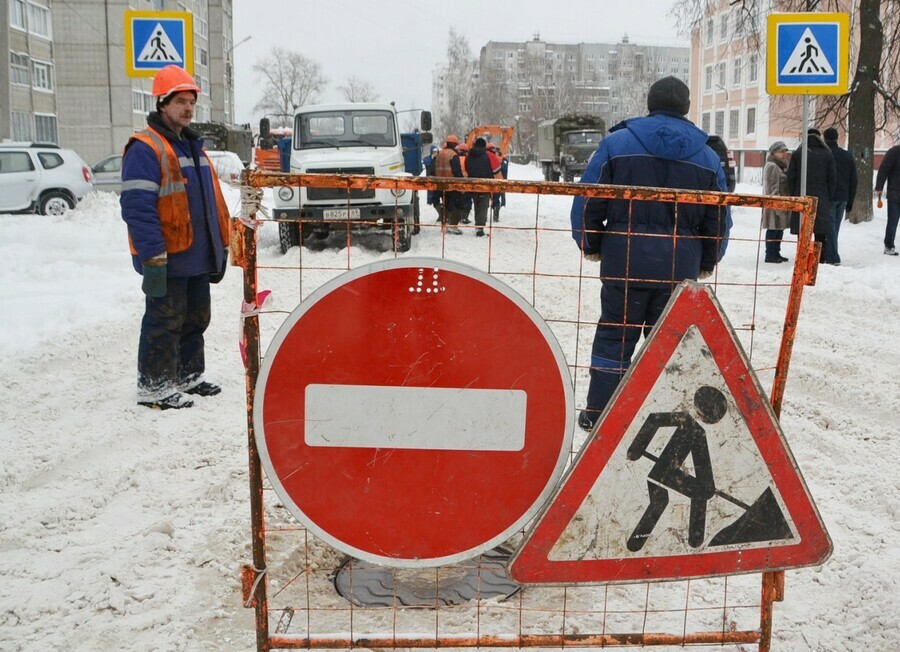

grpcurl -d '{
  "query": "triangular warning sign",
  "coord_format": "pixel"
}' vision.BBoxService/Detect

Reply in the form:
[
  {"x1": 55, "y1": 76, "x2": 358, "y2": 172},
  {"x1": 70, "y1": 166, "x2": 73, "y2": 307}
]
[
  {"x1": 780, "y1": 27, "x2": 834, "y2": 76},
  {"x1": 137, "y1": 23, "x2": 183, "y2": 63},
  {"x1": 509, "y1": 282, "x2": 831, "y2": 585}
]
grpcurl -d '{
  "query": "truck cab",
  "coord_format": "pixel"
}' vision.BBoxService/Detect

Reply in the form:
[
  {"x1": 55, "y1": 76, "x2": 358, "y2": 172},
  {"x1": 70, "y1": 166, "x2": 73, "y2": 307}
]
[
  {"x1": 538, "y1": 115, "x2": 606, "y2": 182},
  {"x1": 273, "y1": 103, "x2": 431, "y2": 253}
]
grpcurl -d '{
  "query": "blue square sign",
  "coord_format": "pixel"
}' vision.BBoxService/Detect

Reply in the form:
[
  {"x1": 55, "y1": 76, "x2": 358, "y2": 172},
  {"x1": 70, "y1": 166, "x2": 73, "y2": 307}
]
[
  {"x1": 767, "y1": 13, "x2": 849, "y2": 95},
  {"x1": 124, "y1": 10, "x2": 194, "y2": 78}
]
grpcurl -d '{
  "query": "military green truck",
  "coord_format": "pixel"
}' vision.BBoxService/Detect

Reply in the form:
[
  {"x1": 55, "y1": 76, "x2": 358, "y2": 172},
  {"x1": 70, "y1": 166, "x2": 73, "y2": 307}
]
[
  {"x1": 192, "y1": 122, "x2": 254, "y2": 166},
  {"x1": 537, "y1": 114, "x2": 606, "y2": 182}
]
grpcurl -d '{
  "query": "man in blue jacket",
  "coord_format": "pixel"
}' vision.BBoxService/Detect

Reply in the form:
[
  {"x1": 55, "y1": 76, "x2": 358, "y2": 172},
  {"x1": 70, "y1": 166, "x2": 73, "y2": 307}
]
[
  {"x1": 571, "y1": 76, "x2": 727, "y2": 431},
  {"x1": 120, "y1": 65, "x2": 231, "y2": 410}
]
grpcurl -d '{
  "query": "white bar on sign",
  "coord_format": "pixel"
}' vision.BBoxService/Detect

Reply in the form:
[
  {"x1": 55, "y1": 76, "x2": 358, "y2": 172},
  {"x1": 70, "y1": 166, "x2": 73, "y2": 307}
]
[{"x1": 305, "y1": 384, "x2": 527, "y2": 451}]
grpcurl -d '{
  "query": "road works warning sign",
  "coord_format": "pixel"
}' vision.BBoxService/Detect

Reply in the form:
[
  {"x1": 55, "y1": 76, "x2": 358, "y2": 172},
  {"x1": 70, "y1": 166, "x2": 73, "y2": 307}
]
[
  {"x1": 124, "y1": 10, "x2": 194, "y2": 78},
  {"x1": 510, "y1": 282, "x2": 832, "y2": 585},
  {"x1": 255, "y1": 258, "x2": 574, "y2": 568},
  {"x1": 767, "y1": 12, "x2": 849, "y2": 95}
]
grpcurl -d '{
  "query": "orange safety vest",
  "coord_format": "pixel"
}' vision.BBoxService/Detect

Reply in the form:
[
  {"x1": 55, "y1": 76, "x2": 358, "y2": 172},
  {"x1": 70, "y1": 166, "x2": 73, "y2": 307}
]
[
  {"x1": 126, "y1": 126, "x2": 231, "y2": 255},
  {"x1": 434, "y1": 146, "x2": 459, "y2": 178}
]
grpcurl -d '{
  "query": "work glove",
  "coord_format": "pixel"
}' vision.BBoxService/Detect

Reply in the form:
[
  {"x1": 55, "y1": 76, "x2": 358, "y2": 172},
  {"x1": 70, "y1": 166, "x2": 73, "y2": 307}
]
[
  {"x1": 698, "y1": 269, "x2": 714, "y2": 280},
  {"x1": 142, "y1": 253, "x2": 168, "y2": 298},
  {"x1": 584, "y1": 252, "x2": 601, "y2": 262}
]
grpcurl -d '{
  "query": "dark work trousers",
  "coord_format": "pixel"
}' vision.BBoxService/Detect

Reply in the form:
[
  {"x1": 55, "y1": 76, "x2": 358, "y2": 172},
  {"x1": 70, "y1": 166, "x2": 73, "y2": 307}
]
[
  {"x1": 584, "y1": 284, "x2": 671, "y2": 423},
  {"x1": 472, "y1": 194, "x2": 490, "y2": 227},
  {"x1": 824, "y1": 201, "x2": 846, "y2": 264},
  {"x1": 138, "y1": 274, "x2": 211, "y2": 394},
  {"x1": 886, "y1": 199, "x2": 900, "y2": 249}
]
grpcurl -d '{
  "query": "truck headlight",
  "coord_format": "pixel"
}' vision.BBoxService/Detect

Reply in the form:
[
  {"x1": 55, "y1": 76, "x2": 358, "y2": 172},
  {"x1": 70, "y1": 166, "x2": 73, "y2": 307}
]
[
  {"x1": 566, "y1": 155, "x2": 576, "y2": 163},
  {"x1": 277, "y1": 186, "x2": 294, "y2": 201}
]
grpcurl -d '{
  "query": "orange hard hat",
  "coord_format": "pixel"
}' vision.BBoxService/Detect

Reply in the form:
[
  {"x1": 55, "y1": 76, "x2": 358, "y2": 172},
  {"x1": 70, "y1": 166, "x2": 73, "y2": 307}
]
[
  {"x1": 456, "y1": 143, "x2": 468, "y2": 152},
  {"x1": 445, "y1": 135, "x2": 459, "y2": 145},
  {"x1": 152, "y1": 65, "x2": 201, "y2": 99}
]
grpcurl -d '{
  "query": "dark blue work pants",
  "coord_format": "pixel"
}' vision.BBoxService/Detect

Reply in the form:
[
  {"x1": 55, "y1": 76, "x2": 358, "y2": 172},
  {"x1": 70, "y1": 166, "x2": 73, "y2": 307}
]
[{"x1": 138, "y1": 274, "x2": 211, "y2": 394}]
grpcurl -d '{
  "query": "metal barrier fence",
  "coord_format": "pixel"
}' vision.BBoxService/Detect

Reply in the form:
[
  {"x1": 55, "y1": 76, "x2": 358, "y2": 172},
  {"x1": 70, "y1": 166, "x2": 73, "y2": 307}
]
[{"x1": 234, "y1": 169, "x2": 820, "y2": 652}]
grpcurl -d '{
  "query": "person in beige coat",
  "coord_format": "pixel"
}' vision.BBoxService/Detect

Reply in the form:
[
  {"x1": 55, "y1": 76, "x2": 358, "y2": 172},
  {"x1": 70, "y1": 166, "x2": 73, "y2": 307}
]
[{"x1": 762, "y1": 141, "x2": 792, "y2": 263}]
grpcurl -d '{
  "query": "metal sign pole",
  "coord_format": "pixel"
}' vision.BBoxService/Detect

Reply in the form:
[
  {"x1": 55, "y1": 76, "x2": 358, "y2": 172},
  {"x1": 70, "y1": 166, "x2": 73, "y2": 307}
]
[{"x1": 800, "y1": 95, "x2": 809, "y2": 197}]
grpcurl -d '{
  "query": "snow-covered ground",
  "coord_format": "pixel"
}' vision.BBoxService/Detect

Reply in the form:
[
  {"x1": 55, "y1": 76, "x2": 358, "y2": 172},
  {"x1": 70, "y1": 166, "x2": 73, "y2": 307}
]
[{"x1": 1, "y1": 164, "x2": 898, "y2": 651}]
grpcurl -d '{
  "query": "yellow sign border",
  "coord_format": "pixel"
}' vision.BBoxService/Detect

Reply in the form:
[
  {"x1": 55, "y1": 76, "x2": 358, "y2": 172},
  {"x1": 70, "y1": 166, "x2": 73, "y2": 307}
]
[
  {"x1": 766, "y1": 12, "x2": 849, "y2": 95},
  {"x1": 124, "y1": 10, "x2": 194, "y2": 79}
]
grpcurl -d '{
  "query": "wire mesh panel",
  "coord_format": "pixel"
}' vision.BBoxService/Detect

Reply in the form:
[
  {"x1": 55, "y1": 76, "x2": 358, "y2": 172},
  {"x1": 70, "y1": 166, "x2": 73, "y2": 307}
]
[{"x1": 236, "y1": 169, "x2": 820, "y2": 652}]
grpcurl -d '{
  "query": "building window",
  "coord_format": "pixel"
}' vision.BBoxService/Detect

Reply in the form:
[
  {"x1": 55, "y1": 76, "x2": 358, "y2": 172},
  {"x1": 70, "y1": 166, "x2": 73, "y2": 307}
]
[
  {"x1": 31, "y1": 60, "x2": 53, "y2": 91},
  {"x1": 35, "y1": 114, "x2": 58, "y2": 143},
  {"x1": 705, "y1": 65, "x2": 713, "y2": 91},
  {"x1": 12, "y1": 112, "x2": 32, "y2": 141},
  {"x1": 702, "y1": 112, "x2": 711, "y2": 133},
  {"x1": 717, "y1": 62, "x2": 726, "y2": 89},
  {"x1": 732, "y1": 57, "x2": 742, "y2": 86},
  {"x1": 197, "y1": 17, "x2": 208, "y2": 39},
  {"x1": 749, "y1": 54, "x2": 758, "y2": 83},
  {"x1": 719, "y1": 14, "x2": 728, "y2": 41},
  {"x1": 27, "y1": 2, "x2": 52, "y2": 39},
  {"x1": 133, "y1": 90, "x2": 144, "y2": 112},
  {"x1": 10, "y1": 0, "x2": 26, "y2": 29},
  {"x1": 11, "y1": 52, "x2": 30, "y2": 85},
  {"x1": 714, "y1": 110, "x2": 724, "y2": 136},
  {"x1": 746, "y1": 107, "x2": 757, "y2": 135},
  {"x1": 729, "y1": 109, "x2": 740, "y2": 139},
  {"x1": 705, "y1": 18, "x2": 713, "y2": 46}
]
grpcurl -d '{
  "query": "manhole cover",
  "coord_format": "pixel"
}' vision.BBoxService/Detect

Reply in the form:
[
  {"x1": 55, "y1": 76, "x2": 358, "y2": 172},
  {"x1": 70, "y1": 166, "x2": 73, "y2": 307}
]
[{"x1": 334, "y1": 546, "x2": 520, "y2": 607}]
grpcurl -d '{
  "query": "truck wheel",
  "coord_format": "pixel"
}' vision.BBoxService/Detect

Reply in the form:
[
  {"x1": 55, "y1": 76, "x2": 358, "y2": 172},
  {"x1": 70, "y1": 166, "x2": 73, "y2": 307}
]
[
  {"x1": 394, "y1": 214, "x2": 413, "y2": 253},
  {"x1": 40, "y1": 191, "x2": 75, "y2": 216},
  {"x1": 278, "y1": 221, "x2": 299, "y2": 254},
  {"x1": 551, "y1": 170, "x2": 561, "y2": 182}
]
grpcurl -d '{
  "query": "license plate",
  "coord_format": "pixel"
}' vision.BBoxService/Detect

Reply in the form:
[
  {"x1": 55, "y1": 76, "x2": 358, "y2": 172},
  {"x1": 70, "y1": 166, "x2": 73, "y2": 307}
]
[{"x1": 322, "y1": 208, "x2": 361, "y2": 220}]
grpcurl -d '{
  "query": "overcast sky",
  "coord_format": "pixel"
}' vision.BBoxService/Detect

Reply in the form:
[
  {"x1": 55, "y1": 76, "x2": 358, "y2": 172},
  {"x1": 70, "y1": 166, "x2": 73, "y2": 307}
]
[{"x1": 231, "y1": 0, "x2": 684, "y2": 127}]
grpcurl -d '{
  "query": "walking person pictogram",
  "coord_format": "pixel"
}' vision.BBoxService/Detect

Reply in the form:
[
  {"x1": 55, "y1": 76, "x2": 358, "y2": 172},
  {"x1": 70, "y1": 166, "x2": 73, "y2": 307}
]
[
  {"x1": 149, "y1": 30, "x2": 171, "y2": 61},
  {"x1": 625, "y1": 385, "x2": 726, "y2": 551},
  {"x1": 791, "y1": 37, "x2": 821, "y2": 73}
]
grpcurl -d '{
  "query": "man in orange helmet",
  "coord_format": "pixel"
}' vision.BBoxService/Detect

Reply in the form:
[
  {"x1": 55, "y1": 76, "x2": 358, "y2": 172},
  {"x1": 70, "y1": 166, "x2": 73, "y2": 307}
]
[
  {"x1": 120, "y1": 65, "x2": 232, "y2": 410},
  {"x1": 433, "y1": 135, "x2": 465, "y2": 234}
]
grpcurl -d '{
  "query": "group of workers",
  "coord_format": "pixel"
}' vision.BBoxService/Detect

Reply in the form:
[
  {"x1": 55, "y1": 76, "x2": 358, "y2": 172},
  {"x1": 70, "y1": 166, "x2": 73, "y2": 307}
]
[{"x1": 422, "y1": 135, "x2": 509, "y2": 236}]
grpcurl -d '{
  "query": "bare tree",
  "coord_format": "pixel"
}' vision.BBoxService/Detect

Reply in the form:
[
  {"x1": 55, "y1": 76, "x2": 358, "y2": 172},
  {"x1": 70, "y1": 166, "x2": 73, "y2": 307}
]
[
  {"x1": 441, "y1": 29, "x2": 478, "y2": 139},
  {"x1": 338, "y1": 76, "x2": 380, "y2": 103},
  {"x1": 252, "y1": 46, "x2": 327, "y2": 126},
  {"x1": 671, "y1": 0, "x2": 900, "y2": 223}
]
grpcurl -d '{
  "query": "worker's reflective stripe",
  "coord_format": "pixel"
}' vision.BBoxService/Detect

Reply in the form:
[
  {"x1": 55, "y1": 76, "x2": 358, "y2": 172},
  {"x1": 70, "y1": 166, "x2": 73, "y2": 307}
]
[
  {"x1": 142, "y1": 129, "x2": 174, "y2": 188},
  {"x1": 121, "y1": 179, "x2": 160, "y2": 192},
  {"x1": 177, "y1": 156, "x2": 210, "y2": 169},
  {"x1": 160, "y1": 180, "x2": 187, "y2": 196}
]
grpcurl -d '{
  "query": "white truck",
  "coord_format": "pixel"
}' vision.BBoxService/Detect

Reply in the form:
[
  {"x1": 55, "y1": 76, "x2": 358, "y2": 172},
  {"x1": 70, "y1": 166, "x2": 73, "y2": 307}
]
[{"x1": 272, "y1": 103, "x2": 432, "y2": 253}]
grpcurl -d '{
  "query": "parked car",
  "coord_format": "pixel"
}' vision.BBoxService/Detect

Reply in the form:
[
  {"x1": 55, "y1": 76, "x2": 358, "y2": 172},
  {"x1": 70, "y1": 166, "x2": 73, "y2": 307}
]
[
  {"x1": 206, "y1": 149, "x2": 245, "y2": 185},
  {"x1": 706, "y1": 135, "x2": 737, "y2": 192},
  {"x1": 91, "y1": 154, "x2": 123, "y2": 194},
  {"x1": 0, "y1": 143, "x2": 94, "y2": 215}
]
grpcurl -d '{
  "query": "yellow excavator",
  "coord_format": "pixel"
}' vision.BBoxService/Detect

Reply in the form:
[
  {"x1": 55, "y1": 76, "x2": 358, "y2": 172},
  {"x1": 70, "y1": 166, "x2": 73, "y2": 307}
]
[{"x1": 464, "y1": 125, "x2": 515, "y2": 157}]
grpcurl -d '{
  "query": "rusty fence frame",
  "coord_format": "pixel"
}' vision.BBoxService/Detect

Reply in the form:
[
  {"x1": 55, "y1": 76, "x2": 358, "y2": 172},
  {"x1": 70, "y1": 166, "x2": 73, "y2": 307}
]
[{"x1": 236, "y1": 170, "x2": 819, "y2": 652}]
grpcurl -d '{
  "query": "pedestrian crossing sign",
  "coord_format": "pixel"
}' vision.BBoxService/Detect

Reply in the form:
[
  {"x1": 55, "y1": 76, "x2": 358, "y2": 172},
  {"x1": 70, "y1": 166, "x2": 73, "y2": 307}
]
[
  {"x1": 124, "y1": 10, "x2": 194, "y2": 78},
  {"x1": 767, "y1": 13, "x2": 849, "y2": 95}
]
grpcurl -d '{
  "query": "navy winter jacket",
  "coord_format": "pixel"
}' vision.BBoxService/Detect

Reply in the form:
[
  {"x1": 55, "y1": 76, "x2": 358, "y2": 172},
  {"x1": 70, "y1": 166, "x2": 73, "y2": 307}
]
[
  {"x1": 120, "y1": 113, "x2": 227, "y2": 279},
  {"x1": 571, "y1": 111, "x2": 728, "y2": 287}
]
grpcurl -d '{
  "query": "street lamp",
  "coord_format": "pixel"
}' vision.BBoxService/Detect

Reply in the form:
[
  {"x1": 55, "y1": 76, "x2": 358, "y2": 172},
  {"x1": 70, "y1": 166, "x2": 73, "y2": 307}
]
[{"x1": 228, "y1": 34, "x2": 252, "y2": 57}]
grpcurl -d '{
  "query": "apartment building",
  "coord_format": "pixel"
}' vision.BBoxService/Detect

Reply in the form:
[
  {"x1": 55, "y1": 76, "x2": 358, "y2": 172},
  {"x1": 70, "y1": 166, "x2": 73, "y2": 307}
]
[
  {"x1": 2, "y1": 0, "x2": 236, "y2": 165},
  {"x1": 690, "y1": 0, "x2": 899, "y2": 175}
]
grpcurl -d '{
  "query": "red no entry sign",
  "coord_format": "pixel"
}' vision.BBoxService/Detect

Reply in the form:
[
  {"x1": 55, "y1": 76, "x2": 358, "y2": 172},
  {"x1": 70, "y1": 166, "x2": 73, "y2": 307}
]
[{"x1": 255, "y1": 258, "x2": 574, "y2": 567}]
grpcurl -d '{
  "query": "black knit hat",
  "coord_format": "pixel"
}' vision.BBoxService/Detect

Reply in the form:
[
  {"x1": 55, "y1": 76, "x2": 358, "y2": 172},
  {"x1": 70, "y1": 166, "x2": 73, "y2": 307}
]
[
  {"x1": 647, "y1": 76, "x2": 690, "y2": 115},
  {"x1": 474, "y1": 137, "x2": 487, "y2": 148},
  {"x1": 824, "y1": 128, "x2": 840, "y2": 142}
]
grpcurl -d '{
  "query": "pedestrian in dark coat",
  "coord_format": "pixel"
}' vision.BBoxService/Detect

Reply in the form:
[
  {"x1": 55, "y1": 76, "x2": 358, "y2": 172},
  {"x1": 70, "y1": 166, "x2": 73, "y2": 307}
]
[
  {"x1": 570, "y1": 76, "x2": 728, "y2": 431},
  {"x1": 787, "y1": 129, "x2": 836, "y2": 252},
  {"x1": 433, "y1": 136, "x2": 465, "y2": 234},
  {"x1": 874, "y1": 143, "x2": 900, "y2": 256},
  {"x1": 822, "y1": 127, "x2": 858, "y2": 265},
  {"x1": 465, "y1": 137, "x2": 501, "y2": 236}
]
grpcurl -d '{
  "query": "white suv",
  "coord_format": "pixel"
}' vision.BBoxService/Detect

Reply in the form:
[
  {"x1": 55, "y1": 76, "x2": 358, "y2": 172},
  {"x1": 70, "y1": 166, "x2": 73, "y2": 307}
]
[{"x1": 0, "y1": 143, "x2": 94, "y2": 216}]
